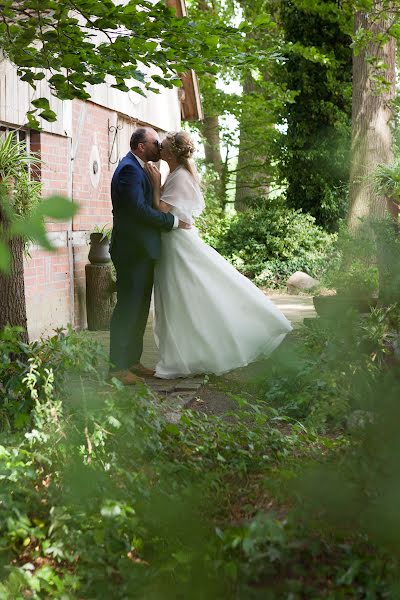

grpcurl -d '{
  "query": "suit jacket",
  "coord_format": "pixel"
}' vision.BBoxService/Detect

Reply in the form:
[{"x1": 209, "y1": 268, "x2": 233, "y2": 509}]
[{"x1": 110, "y1": 152, "x2": 174, "y2": 262}]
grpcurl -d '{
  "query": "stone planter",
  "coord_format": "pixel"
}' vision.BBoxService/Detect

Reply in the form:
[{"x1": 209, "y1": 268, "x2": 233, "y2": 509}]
[
  {"x1": 86, "y1": 232, "x2": 114, "y2": 330},
  {"x1": 313, "y1": 294, "x2": 378, "y2": 319},
  {"x1": 88, "y1": 232, "x2": 111, "y2": 265}
]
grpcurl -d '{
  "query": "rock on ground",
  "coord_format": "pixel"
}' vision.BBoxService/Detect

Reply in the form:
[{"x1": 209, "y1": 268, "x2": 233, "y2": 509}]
[{"x1": 287, "y1": 271, "x2": 319, "y2": 294}]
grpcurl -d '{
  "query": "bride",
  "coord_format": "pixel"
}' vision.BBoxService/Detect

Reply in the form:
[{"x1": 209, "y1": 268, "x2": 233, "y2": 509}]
[{"x1": 144, "y1": 131, "x2": 292, "y2": 379}]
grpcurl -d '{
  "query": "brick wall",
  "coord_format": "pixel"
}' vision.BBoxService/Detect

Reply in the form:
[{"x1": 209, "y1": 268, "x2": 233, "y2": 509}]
[
  {"x1": 72, "y1": 100, "x2": 114, "y2": 232},
  {"x1": 25, "y1": 99, "x2": 118, "y2": 339},
  {"x1": 24, "y1": 244, "x2": 72, "y2": 339}
]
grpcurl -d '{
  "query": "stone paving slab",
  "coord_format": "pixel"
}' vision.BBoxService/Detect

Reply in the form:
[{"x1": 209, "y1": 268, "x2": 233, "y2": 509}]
[{"x1": 264, "y1": 293, "x2": 316, "y2": 324}]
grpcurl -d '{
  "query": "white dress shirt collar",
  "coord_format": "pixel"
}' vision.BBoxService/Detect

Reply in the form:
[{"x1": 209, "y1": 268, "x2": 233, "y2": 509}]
[{"x1": 130, "y1": 150, "x2": 145, "y2": 169}]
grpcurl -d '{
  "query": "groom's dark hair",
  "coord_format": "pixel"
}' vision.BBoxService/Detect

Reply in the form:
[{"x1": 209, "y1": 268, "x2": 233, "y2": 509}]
[{"x1": 130, "y1": 128, "x2": 148, "y2": 151}]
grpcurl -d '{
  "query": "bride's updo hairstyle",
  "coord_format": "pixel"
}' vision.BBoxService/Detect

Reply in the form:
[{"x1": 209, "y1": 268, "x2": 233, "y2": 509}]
[{"x1": 165, "y1": 131, "x2": 199, "y2": 180}]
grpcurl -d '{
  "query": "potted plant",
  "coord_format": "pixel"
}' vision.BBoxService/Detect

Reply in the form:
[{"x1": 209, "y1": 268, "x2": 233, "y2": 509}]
[{"x1": 88, "y1": 223, "x2": 112, "y2": 265}]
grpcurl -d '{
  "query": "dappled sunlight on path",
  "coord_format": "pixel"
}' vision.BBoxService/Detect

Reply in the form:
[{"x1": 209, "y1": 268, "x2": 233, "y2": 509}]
[{"x1": 266, "y1": 293, "x2": 316, "y2": 325}]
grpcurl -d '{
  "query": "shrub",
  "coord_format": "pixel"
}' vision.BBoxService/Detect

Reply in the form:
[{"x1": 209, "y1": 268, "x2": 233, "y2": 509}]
[
  {"x1": 0, "y1": 326, "x2": 105, "y2": 431},
  {"x1": 262, "y1": 303, "x2": 400, "y2": 432},
  {"x1": 213, "y1": 199, "x2": 336, "y2": 287}
]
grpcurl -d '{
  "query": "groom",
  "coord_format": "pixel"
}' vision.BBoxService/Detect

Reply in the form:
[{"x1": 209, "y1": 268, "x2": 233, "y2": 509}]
[{"x1": 109, "y1": 127, "x2": 188, "y2": 385}]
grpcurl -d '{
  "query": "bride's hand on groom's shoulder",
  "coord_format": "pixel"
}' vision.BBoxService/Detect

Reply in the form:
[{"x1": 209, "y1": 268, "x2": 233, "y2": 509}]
[{"x1": 144, "y1": 162, "x2": 161, "y2": 187}]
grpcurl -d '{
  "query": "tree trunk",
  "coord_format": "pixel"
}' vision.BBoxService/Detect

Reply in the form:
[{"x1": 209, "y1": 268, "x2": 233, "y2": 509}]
[
  {"x1": 202, "y1": 112, "x2": 223, "y2": 177},
  {"x1": 234, "y1": 75, "x2": 270, "y2": 212},
  {"x1": 234, "y1": 0, "x2": 271, "y2": 212},
  {"x1": 0, "y1": 235, "x2": 29, "y2": 343},
  {"x1": 197, "y1": 76, "x2": 226, "y2": 206},
  {"x1": 348, "y1": 3, "x2": 396, "y2": 232},
  {"x1": 195, "y1": 0, "x2": 225, "y2": 205}
]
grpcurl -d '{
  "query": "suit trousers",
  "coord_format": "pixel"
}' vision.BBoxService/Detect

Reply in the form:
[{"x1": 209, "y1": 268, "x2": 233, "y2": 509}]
[{"x1": 109, "y1": 255, "x2": 155, "y2": 370}]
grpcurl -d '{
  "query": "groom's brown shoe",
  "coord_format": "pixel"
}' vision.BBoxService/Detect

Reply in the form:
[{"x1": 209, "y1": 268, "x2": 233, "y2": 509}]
[
  {"x1": 130, "y1": 363, "x2": 155, "y2": 377},
  {"x1": 108, "y1": 369, "x2": 144, "y2": 385}
]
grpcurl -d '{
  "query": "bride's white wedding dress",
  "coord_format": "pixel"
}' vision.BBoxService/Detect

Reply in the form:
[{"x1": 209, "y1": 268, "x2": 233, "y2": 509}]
[{"x1": 153, "y1": 166, "x2": 292, "y2": 379}]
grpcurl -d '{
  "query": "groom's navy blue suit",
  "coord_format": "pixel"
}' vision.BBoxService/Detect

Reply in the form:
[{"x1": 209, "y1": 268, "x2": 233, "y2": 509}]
[{"x1": 109, "y1": 151, "x2": 174, "y2": 370}]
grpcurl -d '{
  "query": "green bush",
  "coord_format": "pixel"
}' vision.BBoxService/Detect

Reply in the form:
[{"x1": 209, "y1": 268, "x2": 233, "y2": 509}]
[
  {"x1": 213, "y1": 199, "x2": 336, "y2": 287},
  {"x1": 0, "y1": 328, "x2": 308, "y2": 599},
  {"x1": 0, "y1": 326, "x2": 105, "y2": 431},
  {"x1": 322, "y1": 224, "x2": 379, "y2": 298},
  {"x1": 1, "y1": 321, "x2": 400, "y2": 596},
  {"x1": 263, "y1": 303, "x2": 400, "y2": 432}
]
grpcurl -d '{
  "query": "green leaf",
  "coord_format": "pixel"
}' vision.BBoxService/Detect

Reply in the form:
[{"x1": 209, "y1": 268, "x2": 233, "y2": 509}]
[
  {"x1": 145, "y1": 41, "x2": 158, "y2": 53},
  {"x1": 101, "y1": 503, "x2": 122, "y2": 518},
  {"x1": 205, "y1": 35, "x2": 219, "y2": 48},
  {"x1": 25, "y1": 111, "x2": 42, "y2": 131},
  {"x1": 39, "y1": 109, "x2": 57, "y2": 122},
  {"x1": 36, "y1": 196, "x2": 78, "y2": 220},
  {"x1": 31, "y1": 97, "x2": 50, "y2": 110},
  {"x1": 254, "y1": 14, "x2": 271, "y2": 27},
  {"x1": 164, "y1": 423, "x2": 181, "y2": 437},
  {"x1": 11, "y1": 214, "x2": 52, "y2": 249}
]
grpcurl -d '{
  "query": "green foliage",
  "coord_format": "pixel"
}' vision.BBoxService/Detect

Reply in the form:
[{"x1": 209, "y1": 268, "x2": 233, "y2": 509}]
[
  {"x1": 222, "y1": 511, "x2": 396, "y2": 598},
  {"x1": 323, "y1": 224, "x2": 380, "y2": 298},
  {"x1": 277, "y1": 0, "x2": 352, "y2": 231},
  {"x1": 0, "y1": 326, "x2": 105, "y2": 431},
  {"x1": 1, "y1": 316, "x2": 400, "y2": 596},
  {"x1": 263, "y1": 303, "x2": 400, "y2": 431},
  {"x1": 0, "y1": 0, "x2": 263, "y2": 128},
  {"x1": 323, "y1": 217, "x2": 400, "y2": 303},
  {"x1": 187, "y1": 0, "x2": 295, "y2": 209},
  {"x1": 0, "y1": 132, "x2": 38, "y2": 183},
  {"x1": 0, "y1": 132, "x2": 42, "y2": 218},
  {"x1": 0, "y1": 326, "x2": 311, "y2": 599},
  {"x1": 168, "y1": 401, "x2": 301, "y2": 474},
  {"x1": 195, "y1": 166, "x2": 229, "y2": 248},
  {"x1": 373, "y1": 160, "x2": 400, "y2": 201},
  {"x1": 214, "y1": 199, "x2": 336, "y2": 287}
]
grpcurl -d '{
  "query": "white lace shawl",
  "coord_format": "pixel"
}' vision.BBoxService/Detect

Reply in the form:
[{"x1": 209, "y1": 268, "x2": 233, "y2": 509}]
[{"x1": 161, "y1": 166, "x2": 205, "y2": 225}]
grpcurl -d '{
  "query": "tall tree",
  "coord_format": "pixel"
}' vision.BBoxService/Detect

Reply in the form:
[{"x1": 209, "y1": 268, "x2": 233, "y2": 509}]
[
  {"x1": 234, "y1": 73, "x2": 272, "y2": 211},
  {"x1": 195, "y1": 1, "x2": 224, "y2": 179},
  {"x1": 348, "y1": 1, "x2": 397, "y2": 232},
  {"x1": 0, "y1": 201, "x2": 28, "y2": 341},
  {"x1": 188, "y1": 0, "x2": 290, "y2": 211},
  {"x1": 234, "y1": 0, "x2": 277, "y2": 212},
  {"x1": 278, "y1": 0, "x2": 352, "y2": 232}
]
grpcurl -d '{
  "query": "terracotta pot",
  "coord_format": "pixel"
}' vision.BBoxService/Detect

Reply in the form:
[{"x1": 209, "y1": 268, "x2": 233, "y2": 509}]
[{"x1": 88, "y1": 232, "x2": 111, "y2": 264}]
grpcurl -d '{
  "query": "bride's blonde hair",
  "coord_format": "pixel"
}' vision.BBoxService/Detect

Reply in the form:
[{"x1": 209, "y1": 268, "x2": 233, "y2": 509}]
[{"x1": 165, "y1": 131, "x2": 199, "y2": 181}]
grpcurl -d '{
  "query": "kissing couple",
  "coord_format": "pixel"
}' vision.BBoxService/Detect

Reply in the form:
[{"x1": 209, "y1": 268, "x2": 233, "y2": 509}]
[{"x1": 109, "y1": 127, "x2": 292, "y2": 384}]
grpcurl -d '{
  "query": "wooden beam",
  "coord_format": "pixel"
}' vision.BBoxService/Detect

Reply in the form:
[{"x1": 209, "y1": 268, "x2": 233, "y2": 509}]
[
  {"x1": 166, "y1": 0, "x2": 187, "y2": 17},
  {"x1": 166, "y1": 0, "x2": 203, "y2": 121}
]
